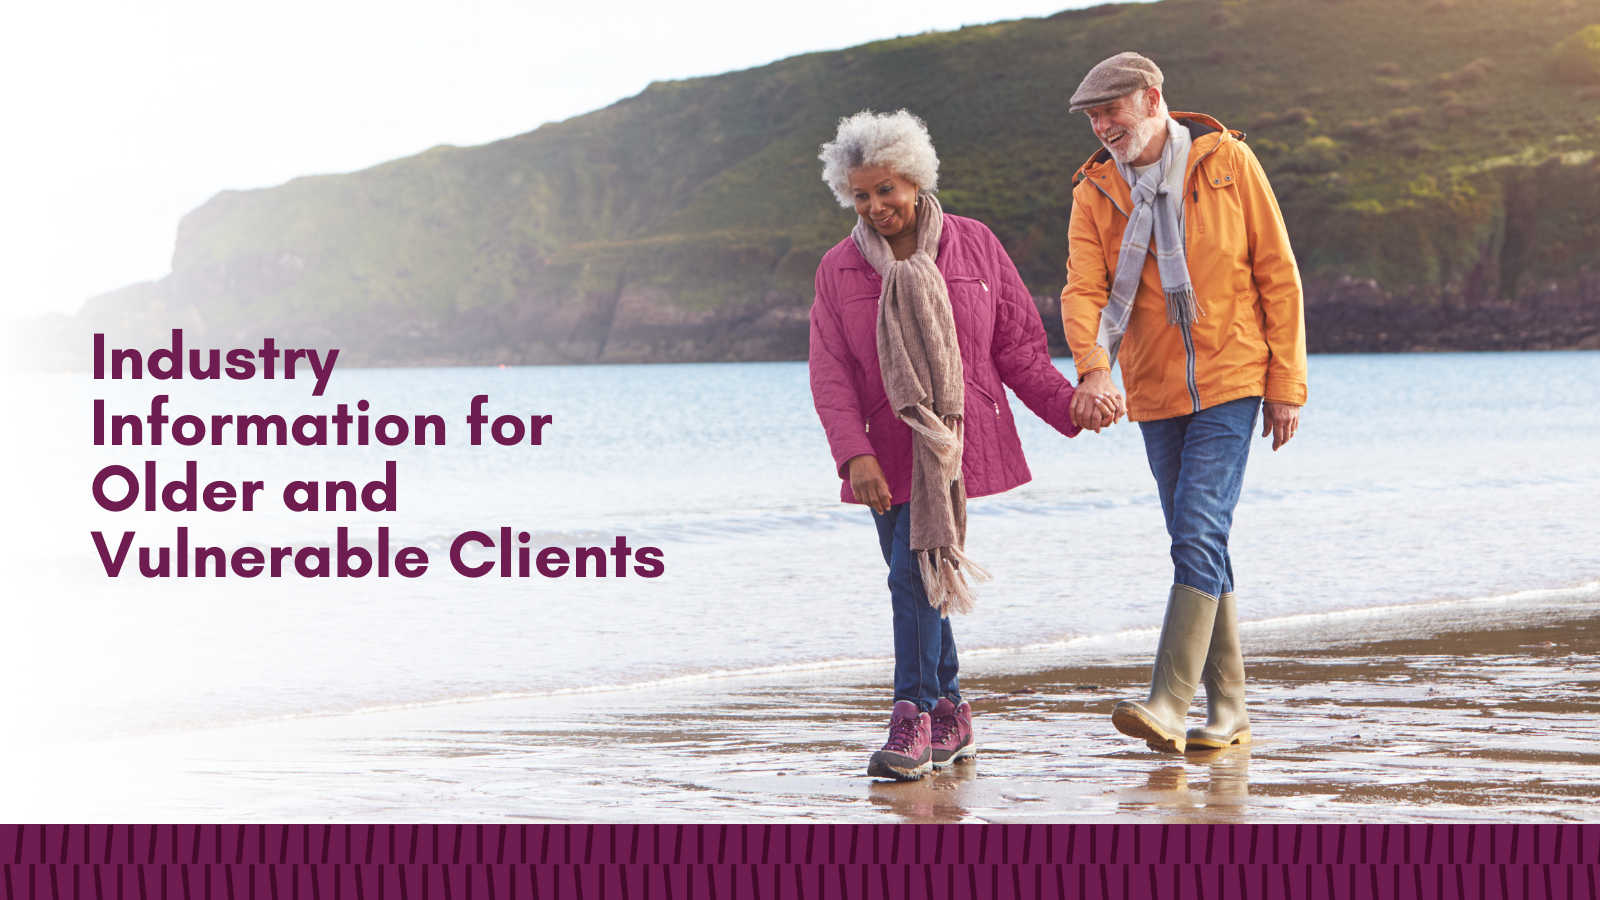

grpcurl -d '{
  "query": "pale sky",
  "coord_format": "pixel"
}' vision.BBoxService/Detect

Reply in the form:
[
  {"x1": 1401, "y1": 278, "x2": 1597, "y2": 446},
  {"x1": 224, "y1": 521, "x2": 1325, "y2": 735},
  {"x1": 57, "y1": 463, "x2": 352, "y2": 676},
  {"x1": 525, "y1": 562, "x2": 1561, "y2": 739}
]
[{"x1": 0, "y1": 0, "x2": 1125, "y2": 320}]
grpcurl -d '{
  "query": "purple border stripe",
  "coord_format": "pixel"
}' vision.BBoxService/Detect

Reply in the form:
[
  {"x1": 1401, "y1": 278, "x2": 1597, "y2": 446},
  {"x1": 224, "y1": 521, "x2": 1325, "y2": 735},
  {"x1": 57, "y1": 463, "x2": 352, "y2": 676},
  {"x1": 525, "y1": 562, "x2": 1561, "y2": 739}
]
[
  {"x1": 0, "y1": 861, "x2": 1598, "y2": 900},
  {"x1": 6, "y1": 826, "x2": 1599, "y2": 867}
]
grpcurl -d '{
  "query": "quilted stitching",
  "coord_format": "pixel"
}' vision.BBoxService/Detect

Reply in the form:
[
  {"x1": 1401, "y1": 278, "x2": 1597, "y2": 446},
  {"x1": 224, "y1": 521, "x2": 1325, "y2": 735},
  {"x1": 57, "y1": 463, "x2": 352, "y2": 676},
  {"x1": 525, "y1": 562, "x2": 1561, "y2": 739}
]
[{"x1": 809, "y1": 215, "x2": 1081, "y2": 506}]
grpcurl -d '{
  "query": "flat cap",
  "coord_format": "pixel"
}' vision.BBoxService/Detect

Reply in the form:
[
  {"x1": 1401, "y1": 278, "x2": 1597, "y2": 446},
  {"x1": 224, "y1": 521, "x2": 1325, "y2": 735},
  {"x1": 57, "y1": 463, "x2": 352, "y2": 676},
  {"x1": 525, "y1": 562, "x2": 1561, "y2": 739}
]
[{"x1": 1069, "y1": 52, "x2": 1163, "y2": 112}]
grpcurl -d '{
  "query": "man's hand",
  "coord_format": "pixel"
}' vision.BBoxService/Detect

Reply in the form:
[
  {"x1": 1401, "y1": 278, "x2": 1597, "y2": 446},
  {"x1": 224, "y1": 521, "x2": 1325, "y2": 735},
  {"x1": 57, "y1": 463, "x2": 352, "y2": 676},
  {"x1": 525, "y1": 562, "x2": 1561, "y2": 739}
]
[
  {"x1": 1072, "y1": 369, "x2": 1125, "y2": 433},
  {"x1": 847, "y1": 454, "x2": 892, "y2": 514},
  {"x1": 1261, "y1": 401, "x2": 1301, "y2": 451}
]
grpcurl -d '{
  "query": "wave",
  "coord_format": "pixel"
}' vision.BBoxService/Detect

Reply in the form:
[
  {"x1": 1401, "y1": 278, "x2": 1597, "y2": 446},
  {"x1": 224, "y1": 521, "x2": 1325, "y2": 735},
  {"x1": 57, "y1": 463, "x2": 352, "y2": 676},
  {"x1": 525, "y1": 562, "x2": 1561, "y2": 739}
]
[{"x1": 968, "y1": 580, "x2": 1600, "y2": 657}]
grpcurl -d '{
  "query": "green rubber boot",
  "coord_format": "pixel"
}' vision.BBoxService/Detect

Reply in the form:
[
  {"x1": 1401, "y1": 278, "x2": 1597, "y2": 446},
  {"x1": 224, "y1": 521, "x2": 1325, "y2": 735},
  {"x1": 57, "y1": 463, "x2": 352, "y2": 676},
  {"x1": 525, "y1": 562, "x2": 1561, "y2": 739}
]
[
  {"x1": 1112, "y1": 584, "x2": 1219, "y2": 753},
  {"x1": 1187, "y1": 590, "x2": 1251, "y2": 750}
]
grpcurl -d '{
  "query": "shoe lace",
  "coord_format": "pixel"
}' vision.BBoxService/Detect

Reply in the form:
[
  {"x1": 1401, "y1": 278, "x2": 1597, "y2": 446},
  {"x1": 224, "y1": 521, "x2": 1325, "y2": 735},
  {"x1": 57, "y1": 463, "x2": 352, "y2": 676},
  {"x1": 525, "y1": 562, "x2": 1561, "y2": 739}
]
[
  {"x1": 930, "y1": 709, "x2": 957, "y2": 745},
  {"x1": 884, "y1": 715, "x2": 920, "y2": 754}
]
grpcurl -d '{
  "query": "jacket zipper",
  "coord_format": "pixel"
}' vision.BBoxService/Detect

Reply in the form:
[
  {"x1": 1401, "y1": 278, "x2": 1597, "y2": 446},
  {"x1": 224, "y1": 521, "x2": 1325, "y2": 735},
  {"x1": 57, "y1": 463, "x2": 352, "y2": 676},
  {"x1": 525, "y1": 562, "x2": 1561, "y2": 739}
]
[
  {"x1": 1180, "y1": 324, "x2": 1201, "y2": 413},
  {"x1": 1180, "y1": 137, "x2": 1223, "y2": 412}
]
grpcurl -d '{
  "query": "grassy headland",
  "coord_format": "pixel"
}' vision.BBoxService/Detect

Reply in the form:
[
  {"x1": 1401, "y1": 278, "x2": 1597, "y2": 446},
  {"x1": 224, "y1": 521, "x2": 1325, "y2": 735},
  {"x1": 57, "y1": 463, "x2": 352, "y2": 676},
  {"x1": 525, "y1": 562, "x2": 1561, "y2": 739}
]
[{"x1": 25, "y1": 0, "x2": 1600, "y2": 367}]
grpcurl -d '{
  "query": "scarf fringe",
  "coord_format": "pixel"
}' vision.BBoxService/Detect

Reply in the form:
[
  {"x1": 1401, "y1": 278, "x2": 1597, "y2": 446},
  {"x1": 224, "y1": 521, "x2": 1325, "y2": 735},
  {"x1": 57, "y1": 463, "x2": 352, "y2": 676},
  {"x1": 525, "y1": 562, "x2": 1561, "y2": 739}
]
[
  {"x1": 898, "y1": 409, "x2": 962, "y2": 447},
  {"x1": 899, "y1": 411, "x2": 955, "y2": 445},
  {"x1": 916, "y1": 544, "x2": 992, "y2": 618},
  {"x1": 1165, "y1": 285, "x2": 1202, "y2": 327}
]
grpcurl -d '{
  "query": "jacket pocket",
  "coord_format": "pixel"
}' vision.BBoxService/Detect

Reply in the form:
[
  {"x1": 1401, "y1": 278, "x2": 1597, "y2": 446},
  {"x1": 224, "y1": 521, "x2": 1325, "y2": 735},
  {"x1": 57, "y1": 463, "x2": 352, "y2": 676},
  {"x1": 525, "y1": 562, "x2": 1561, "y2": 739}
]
[
  {"x1": 944, "y1": 274, "x2": 989, "y2": 292},
  {"x1": 965, "y1": 379, "x2": 1003, "y2": 418},
  {"x1": 864, "y1": 394, "x2": 892, "y2": 433},
  {"x1": 1196, "y1": 165, "x2": 1243, "y2": 248}
]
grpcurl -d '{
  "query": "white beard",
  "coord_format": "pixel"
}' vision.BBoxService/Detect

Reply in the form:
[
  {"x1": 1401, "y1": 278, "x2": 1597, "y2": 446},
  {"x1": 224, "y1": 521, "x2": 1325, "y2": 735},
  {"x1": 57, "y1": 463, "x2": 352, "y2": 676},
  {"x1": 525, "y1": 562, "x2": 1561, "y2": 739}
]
[{"x1": 1104, "y1": 115, "x2": 1165, "y2": 165}]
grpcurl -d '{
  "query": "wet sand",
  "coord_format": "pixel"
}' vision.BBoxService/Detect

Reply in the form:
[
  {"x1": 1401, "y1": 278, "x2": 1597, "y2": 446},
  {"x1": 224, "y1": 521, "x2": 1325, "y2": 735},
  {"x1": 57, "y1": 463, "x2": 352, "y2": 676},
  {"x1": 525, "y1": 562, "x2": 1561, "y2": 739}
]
[{"x1": 7, "y1": 589, "x2": 1598, "y2": 822}]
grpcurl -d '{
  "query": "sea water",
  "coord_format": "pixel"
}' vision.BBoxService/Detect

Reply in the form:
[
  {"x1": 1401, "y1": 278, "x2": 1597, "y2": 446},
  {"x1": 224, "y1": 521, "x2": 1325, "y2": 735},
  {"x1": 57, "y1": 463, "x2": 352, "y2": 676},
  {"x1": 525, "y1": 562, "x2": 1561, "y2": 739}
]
[{"x1": 2, "y1": 352, "x2": 1596, "y2": 743}]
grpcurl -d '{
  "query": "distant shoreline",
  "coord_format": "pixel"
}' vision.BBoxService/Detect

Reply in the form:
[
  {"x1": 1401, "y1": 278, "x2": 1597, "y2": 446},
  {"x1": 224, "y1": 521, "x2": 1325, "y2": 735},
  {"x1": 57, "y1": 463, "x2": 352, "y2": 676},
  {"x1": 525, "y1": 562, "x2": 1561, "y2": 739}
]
[{"x1": 7, "y1": 273, "x2": 1599, "y2": 374}]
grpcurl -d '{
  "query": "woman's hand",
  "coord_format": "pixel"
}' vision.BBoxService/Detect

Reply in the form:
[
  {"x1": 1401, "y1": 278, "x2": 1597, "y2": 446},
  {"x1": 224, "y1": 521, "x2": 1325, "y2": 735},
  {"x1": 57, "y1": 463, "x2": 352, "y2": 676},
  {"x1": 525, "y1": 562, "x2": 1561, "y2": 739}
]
[
  {"x1": 1072, "y1": 369, "x2": 1125, "y2": 432},
  {"x1": 847, "y1": 455, "x2": 892, "y2": 514}
]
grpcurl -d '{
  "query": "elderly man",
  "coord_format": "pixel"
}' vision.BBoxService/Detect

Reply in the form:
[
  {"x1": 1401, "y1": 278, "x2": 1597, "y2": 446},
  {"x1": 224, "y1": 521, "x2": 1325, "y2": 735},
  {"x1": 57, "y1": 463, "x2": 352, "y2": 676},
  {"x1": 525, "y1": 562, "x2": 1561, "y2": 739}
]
[{"x1": 1060, "y1": 53, "x2": 1308, "y2": 753}]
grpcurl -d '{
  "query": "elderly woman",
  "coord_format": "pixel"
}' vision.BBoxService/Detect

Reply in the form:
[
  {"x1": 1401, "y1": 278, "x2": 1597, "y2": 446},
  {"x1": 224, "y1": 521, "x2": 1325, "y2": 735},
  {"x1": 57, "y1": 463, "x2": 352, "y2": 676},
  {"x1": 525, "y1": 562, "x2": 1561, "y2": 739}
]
[{"x1": 809, "y1": 110, "x2": 1107, "y2": 780}]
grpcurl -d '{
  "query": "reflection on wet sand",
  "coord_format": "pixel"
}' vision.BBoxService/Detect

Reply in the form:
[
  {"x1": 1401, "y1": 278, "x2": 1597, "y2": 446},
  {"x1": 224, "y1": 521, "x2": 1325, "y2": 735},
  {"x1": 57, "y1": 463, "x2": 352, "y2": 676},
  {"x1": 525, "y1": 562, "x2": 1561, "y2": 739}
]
[
  {"x1": 1202, "y1": 749, "x2": 1252, "y2": 808},
  {"x1": 1107, "y1": 751, "x2": 1251, "y2": 819},
  {"x1": 1120, "y1": 765, "x2": 1192, "y2": 813},
  {"x1": 4, "y1": 594, "x2": 1596, "y2": 822},
  {"x1": 867, "y1": 761, "x2": 979, "y2": 822}
]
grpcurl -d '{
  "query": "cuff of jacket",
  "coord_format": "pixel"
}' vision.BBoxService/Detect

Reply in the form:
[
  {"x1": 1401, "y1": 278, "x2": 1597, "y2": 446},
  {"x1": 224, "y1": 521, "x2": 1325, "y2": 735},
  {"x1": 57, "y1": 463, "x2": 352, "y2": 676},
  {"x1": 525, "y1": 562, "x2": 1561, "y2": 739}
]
[
  {"x1": 1264, "y1": 377, "x2": 1308, "y2": 406},
  {"x1": 833, "y1": 439, "x2": 877, "y2": 479},
  {"x1": 1073, "y1": 346, "x2": 1111, "y2": 379},
  {"x1": 1057, "y1": 384, "x2": 1085, "y2": 438}
]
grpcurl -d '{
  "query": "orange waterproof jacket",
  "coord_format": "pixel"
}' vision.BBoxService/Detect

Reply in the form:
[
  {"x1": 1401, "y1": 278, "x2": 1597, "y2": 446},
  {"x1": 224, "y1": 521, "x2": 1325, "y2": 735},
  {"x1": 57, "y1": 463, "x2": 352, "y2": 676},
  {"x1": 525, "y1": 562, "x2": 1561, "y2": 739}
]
[{"x1": 1061, "y1": 112, "x2": 1308, "y2": 421}]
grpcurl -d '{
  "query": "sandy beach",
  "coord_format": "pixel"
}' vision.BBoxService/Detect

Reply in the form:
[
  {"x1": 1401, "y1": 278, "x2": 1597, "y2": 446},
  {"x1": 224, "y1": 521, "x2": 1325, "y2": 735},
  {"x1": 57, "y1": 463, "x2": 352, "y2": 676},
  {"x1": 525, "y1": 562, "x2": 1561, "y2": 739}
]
[{"x1": 7, "y1": 584, "x2": 1596, "y2": 823}]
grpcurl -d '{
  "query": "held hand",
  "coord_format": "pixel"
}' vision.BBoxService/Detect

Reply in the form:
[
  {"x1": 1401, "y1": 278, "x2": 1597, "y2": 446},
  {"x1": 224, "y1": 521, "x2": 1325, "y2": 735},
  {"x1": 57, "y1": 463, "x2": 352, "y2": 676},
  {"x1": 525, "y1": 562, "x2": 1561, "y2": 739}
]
[
  {"x1": 1261, "y1": 401, "x2": 1301, "y2": 451},
  {"x1": 847, "y1": 454, "x2": 893, "y2": 514},
  {"x1": 1071, "y1": 369, "x2": 1125, "y2": 433}
]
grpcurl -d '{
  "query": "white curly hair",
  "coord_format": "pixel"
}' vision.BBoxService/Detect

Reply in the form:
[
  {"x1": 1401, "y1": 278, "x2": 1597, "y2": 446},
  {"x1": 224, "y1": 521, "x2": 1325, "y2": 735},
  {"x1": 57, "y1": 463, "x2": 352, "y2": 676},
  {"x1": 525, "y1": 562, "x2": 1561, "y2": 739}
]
[{"x1": 818, "y1": 109, "x2": 940, "y2": 208}]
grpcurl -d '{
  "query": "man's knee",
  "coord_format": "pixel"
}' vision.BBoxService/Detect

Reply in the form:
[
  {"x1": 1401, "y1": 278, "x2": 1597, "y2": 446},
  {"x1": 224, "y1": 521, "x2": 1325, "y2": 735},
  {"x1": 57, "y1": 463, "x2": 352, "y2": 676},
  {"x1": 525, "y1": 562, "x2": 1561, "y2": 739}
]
[{"x1": 1172, "y1": 534, "x2": 1229, "y2": 566}]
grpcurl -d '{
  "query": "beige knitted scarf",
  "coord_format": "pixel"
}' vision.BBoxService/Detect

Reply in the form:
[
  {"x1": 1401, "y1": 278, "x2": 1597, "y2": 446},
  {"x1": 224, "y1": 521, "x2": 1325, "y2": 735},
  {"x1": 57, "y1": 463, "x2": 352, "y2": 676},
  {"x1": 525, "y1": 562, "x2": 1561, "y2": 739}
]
[{"x1": 851, "y1": 193, "x2": 990, "y2": 616}]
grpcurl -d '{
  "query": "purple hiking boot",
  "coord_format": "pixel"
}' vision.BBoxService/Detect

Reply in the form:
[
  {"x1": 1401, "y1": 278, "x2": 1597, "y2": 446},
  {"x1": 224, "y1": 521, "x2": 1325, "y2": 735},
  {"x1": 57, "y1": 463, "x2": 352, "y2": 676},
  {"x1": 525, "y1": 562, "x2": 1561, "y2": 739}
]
[
  {"x1": 930, "y1": 697, "x2": 976, "y2": 767},
  {"x1": 867, "y1": 700, "x2": 933, "y2": 781}
]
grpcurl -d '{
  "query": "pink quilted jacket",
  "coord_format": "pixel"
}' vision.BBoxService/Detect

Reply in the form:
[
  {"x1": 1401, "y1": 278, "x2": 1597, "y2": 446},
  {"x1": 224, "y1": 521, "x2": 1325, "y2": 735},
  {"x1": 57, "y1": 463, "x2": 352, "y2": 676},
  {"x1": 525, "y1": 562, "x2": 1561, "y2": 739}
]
[{"x1": 809, "y1": 214, "x2": 1081, "y2": 506}]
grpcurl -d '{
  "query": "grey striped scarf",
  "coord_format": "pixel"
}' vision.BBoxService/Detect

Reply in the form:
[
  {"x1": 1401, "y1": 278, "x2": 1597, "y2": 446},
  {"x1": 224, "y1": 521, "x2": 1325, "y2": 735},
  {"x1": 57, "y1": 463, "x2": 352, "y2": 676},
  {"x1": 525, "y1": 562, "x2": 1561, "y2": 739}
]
[{"x1": 1097, "y1": 117, "x2": 1198, "y2": 362}]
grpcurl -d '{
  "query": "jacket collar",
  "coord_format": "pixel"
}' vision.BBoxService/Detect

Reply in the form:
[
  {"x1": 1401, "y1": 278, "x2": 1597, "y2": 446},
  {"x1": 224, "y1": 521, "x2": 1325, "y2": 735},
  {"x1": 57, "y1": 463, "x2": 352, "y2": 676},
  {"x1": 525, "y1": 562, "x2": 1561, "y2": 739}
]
[{"x1": 1070, "y1": 112, "x2": 1238, "y2": 207}]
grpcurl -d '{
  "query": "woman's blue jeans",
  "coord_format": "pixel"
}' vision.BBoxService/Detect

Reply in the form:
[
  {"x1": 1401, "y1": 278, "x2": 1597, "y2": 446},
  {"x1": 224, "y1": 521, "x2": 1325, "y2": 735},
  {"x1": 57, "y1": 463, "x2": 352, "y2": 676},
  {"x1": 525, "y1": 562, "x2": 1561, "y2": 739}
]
[
  {"x1": 872, "y1": 503, "x2": 961, "y2": 713},
  {"x1": 1137, "y1": 396, "x2": 1262, "y2": 598}
]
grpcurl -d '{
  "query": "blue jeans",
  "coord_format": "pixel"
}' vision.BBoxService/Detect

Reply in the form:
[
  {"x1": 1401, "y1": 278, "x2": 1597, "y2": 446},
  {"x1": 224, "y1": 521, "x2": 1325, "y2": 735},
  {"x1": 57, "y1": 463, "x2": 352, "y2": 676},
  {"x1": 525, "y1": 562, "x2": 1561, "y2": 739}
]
[
  {"x1": 872, "y1": 504, "x2": 961, "y2": 712},
  {"x1": 1138, "y1": 396, "x2": 1262, "y2": 598}
]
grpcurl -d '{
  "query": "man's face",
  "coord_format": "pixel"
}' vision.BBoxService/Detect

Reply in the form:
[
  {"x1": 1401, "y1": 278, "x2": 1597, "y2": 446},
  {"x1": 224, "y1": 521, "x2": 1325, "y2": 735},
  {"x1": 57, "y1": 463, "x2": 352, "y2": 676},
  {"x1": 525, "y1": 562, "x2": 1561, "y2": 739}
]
[{"x1": 1086, "y1": 89, "x2": 1162, "y2": 165}]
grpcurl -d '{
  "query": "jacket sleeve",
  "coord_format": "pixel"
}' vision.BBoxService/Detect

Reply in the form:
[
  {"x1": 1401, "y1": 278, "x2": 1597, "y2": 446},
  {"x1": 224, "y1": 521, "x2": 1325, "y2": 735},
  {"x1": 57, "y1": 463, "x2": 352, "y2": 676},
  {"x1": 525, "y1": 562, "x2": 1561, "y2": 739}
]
[
  {"x1": 989, "y1": 232, "x2": 1081, "y2": 438},
  {"x1": 1061, "y1": 188, "x2": 1114, "y2": 380},
  {"x1": 1237, "y1": 143, "x2": 1309, "y2": 406},
  {"x1": 809, "y1": 262, "x2": 875, "y2": 480}
]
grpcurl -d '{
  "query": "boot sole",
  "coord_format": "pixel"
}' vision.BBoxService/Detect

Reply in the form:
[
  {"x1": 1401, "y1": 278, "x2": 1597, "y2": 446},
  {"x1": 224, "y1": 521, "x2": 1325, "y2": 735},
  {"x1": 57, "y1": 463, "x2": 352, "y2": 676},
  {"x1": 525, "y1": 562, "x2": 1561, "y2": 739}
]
[
  {"x1": 867, "y1": 751, "x2": 933, "y2": 781},
  {"x1": 1113, "y1": 704, "x2": 1186, "y2": 754},
  {"x1": 1186, "y1": 729, "x2": 1251, "y2": 751},
  {"x1": 932, "y1": 741, "x2": 977, "y2": 768}
]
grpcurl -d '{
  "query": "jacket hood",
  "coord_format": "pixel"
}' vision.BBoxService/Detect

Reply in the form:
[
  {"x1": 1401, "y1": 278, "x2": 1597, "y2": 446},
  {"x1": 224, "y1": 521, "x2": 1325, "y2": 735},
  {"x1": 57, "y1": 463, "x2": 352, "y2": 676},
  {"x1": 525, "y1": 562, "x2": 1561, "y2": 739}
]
[{"x1": 1071, "y1": 111, "x2": 1238, "y2": 187}]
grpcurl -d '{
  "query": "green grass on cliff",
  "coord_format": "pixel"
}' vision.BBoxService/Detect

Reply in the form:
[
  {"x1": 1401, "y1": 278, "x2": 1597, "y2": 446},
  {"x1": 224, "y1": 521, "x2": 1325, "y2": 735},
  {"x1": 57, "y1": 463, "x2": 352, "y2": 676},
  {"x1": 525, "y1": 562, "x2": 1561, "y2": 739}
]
[{"x1": 167, "y1": 0, "x2": 1600, "y2": 328}]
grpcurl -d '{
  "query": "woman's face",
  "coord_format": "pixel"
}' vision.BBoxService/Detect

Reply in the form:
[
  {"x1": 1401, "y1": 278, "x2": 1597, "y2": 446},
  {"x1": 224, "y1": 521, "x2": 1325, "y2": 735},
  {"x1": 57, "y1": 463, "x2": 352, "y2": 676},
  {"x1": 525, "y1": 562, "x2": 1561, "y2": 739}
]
[{"x1": 848, "y1": 166, "x2": 919, "y2": 240}]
